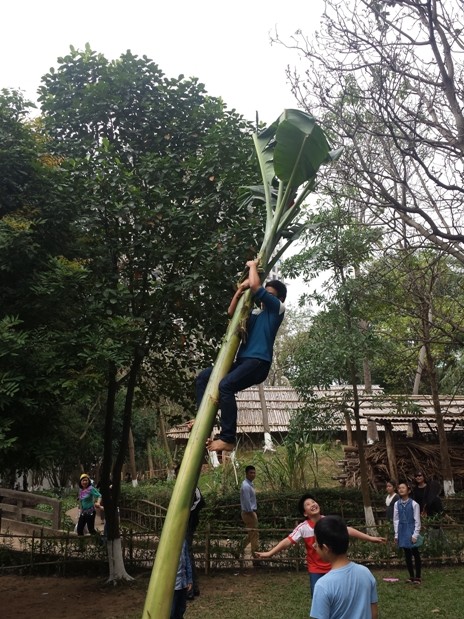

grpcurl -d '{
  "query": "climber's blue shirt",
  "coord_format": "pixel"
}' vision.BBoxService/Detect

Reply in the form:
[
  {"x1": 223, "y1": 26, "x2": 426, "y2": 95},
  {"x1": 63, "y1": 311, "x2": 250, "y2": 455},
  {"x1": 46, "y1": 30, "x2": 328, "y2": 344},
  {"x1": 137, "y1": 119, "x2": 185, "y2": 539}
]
[{"x1": 236, "y1": 287, "x2": 285, "y2": 363}]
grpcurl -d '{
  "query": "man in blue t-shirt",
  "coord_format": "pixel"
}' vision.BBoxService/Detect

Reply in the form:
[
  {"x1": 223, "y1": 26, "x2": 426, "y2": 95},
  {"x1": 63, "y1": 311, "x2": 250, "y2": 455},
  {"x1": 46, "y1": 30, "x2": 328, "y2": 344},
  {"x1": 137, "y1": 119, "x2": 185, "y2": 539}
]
[
  {"x1": 310, "y1": 516, "x2": 379, "y2": 619},
  {"x1": 195, "y1": 259, "x2": 286, "y2": 453}
]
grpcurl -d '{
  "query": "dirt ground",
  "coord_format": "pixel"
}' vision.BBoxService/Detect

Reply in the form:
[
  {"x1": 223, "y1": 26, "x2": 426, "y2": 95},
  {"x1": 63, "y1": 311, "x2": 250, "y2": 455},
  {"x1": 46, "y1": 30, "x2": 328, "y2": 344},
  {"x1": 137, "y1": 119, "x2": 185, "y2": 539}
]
[
  {"x1": 1, "y1": 573, "x2": 151, "y2": 619},
  {"x1": 1, "y1": 571, "x2": 253, "y2": 619}
]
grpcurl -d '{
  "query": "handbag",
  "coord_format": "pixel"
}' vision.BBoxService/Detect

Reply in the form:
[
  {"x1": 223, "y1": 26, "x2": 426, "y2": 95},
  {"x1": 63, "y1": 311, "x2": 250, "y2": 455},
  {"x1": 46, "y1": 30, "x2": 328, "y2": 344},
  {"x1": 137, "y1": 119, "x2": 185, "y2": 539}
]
[{"x1": 412, "y1": 533, "x2": 424, "y2": 547}]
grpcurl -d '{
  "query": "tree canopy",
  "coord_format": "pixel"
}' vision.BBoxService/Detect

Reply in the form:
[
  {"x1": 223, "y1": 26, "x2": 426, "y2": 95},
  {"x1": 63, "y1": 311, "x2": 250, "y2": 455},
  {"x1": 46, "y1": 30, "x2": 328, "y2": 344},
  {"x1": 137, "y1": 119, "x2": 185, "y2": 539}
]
[{"x1": 0, "y1": 48, "x2": 266, "y2": 493}]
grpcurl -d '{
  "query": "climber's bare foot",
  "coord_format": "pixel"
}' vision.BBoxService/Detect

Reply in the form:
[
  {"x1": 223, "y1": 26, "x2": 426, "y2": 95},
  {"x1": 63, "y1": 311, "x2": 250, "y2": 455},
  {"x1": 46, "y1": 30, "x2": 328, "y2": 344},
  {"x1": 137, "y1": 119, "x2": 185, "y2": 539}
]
[
  {"x1": 186, "y1": 419, "x2": 195, "y2": 430},
  {"x1": 206, "y1": 438, "x2": 236, "y2": 452}
]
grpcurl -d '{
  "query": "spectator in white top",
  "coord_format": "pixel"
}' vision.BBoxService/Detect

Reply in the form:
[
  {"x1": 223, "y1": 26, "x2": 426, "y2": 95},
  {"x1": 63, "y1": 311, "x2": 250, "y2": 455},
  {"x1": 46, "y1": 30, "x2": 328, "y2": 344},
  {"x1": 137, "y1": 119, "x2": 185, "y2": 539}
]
[{"x1": 240, "y1": 465, "x2": 258, "y2": 556}]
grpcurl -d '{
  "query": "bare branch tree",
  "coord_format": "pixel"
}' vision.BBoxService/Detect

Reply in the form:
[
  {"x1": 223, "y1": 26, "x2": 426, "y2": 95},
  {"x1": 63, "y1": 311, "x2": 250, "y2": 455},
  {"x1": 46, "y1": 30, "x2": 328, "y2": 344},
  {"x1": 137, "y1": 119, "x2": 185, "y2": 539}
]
[{"x1": 276, "y1": 0, "x2": 464, "y2": 259}]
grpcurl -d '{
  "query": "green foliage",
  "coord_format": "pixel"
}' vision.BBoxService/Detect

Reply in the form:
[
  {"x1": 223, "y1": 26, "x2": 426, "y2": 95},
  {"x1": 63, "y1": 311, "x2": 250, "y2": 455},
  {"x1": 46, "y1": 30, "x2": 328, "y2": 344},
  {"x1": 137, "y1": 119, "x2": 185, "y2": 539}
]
[
  {"x1": 287, "y1": 395, "x2": 342, "y2": 443},
  {"x1": 0, "y1": 91, "x2": 100, "y2": 479},
  {"x1": 37, "y1": 46, "x2": 266, "y2": 407},
  {"x1": 0, "y1": 48, "x2": 268, "y2": 492},
  {"x1": 254, "y1": 429, "x2": 339, "y2": 492},
  {"x1": 255, "y1": 444, "x2": 319, "y2": 491},
  {"x1": 249, "y1": 110, "x2": 342, "y2": 273},
  {"x1": 0, "y1": 89, "x2": 38, "y2": 214},
  {"x1": 365, "y1": 250, "x2": 464, "y2": 394},
  {"x1": 200, "y1": 460, "x2": 242, "y2": 496},
  {"x1": 282, "y1": 203, "x2": 386, "y2": 392}
]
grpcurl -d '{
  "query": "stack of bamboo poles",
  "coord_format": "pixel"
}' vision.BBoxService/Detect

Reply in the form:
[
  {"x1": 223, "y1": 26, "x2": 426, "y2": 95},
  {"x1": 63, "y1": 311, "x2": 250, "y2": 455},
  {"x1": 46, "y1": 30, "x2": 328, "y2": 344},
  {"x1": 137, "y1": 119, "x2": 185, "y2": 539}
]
[{"x1": 336, "y1": 441, "x2": 464, "y2": 490}]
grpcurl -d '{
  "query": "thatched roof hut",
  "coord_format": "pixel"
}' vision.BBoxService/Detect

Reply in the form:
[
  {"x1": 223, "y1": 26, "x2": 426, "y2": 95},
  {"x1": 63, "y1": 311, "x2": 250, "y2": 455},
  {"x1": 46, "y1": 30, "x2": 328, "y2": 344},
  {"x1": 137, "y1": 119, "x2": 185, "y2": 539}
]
[{"x1": 167, "y1": 386, "x2": 464, "y2": 446}]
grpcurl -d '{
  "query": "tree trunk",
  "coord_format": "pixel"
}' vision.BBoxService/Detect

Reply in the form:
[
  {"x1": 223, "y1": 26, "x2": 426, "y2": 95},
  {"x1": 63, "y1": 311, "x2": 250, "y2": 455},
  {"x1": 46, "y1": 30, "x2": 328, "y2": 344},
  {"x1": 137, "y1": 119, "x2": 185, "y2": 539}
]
[
  {"x1": 128, "y1": 427, "x2": 138, "y2": 487},
  {"x1": 361, "y1": 317, "x2": 378, "y2": 444},
  {"x1": 359, "y1": 319, "x2": 372, "y2": 393},
  {"x1": 259, "y1": 382, "x2": 275, "y2": 452},
  {"x1": 101, "y1": 350, "x2": 144, "y2": 583},
  {"x1": 350, "y1": 363, "x2": 377, "y2": 533},
  {"x1": 344, "y1": 410, "x2": 354, "y2": 446},
  {"x1": 422, "y1": 318, "x2": 455, "y2": 495},
  {"x1": 107, "y1": 538, "x2": 134, "y2": 583},
  {"x1": 413, "y1": 345, "x2": 426, "y2": 395},
  {"x1": 384, "y1": 421, "x2": 398, "y2": 482}
]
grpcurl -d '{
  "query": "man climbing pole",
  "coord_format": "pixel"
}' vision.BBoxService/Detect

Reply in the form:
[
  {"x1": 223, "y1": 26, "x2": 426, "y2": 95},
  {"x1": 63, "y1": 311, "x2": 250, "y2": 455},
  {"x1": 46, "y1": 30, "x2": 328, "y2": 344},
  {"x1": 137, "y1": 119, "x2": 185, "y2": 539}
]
[{"x1": 195, "y1": 258, "x2": 286, "y2": 452}]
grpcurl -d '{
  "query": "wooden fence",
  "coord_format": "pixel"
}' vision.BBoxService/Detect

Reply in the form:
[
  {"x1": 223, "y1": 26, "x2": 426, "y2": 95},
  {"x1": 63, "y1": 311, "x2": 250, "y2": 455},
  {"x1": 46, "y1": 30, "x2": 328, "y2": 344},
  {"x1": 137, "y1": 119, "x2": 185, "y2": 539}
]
[
  {"x1": 119, "y1": 499, "x2": 167, "y2": 531},
  {"x1": 1, "y1": 522, "x2": 463, "y2": 574},
  {"x1": 0, "y1": 488, "x2": 61, "y2": 532}
]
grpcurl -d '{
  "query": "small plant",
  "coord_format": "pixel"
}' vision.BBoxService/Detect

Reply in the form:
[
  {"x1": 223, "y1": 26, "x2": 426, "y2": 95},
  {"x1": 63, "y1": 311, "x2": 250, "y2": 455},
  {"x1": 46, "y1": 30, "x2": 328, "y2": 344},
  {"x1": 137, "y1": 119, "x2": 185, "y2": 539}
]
[{"x1": 255, "y1": 443, "x2": 317, "y2": 491}]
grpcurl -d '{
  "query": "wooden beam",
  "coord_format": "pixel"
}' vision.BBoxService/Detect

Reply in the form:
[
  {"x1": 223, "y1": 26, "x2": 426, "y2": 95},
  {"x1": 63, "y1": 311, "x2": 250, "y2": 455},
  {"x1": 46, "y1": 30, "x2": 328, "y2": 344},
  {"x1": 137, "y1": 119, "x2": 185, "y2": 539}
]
[{"x1": 384, "y1": 421, "x2": 398, "y2": 481}]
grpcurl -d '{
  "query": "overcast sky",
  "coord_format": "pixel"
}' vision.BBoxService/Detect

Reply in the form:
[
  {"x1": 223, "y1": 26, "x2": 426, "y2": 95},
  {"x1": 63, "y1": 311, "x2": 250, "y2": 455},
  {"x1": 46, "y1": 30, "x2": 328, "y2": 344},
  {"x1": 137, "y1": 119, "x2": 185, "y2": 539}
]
[
  {"x1": 2, "y1": 0, "x2": 324, "y2": 303},
  {"x1": 3, "y1": 0, "x2": 324, "y2": 123}
]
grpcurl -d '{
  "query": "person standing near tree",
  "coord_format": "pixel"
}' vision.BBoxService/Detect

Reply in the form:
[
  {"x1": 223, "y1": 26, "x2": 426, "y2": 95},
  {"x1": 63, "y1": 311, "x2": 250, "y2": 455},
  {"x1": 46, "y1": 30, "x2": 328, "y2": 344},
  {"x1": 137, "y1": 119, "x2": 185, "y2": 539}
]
[
  {"x1": 76, "y1": 473, "x2": 102, "y2": 536},
  {"x1": 186, "y1": 485, "x2": 205, "y2": 599},
  {"x1": 240, "y1": 465, "x2": 259, "y2": 557},
  {"x1": 174, "y1": 464, "x2": 205, "y2": 601},
  {"x1": 170, "y1": 538, "x2": 192, "y2": 619},
  {"x1": 412, "y1": 471, "x2": 444, "y2": 518},
  {"x1": 385, "y1": 480, "x2": 399, "y2": 522},
  {"x1": 394, "y1": 481, "x2": 422, "y2": 584}
]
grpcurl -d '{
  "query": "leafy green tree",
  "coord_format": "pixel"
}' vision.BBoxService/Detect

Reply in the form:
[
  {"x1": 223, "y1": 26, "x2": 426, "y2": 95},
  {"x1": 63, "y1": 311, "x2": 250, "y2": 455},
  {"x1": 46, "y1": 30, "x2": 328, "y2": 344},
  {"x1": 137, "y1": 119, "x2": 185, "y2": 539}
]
[
  {"x1": 37, "y1": 46, "x2": 266, "y2": 581},
  {"x1": 365, "y1": 249, "x2": 464, "y2": 494},
  {"x1": 0, "y1": 90, "x2": 101, "y2": 484},
  {"x1": 282, "y1": 202, "x2": 385, "y2": 526}
]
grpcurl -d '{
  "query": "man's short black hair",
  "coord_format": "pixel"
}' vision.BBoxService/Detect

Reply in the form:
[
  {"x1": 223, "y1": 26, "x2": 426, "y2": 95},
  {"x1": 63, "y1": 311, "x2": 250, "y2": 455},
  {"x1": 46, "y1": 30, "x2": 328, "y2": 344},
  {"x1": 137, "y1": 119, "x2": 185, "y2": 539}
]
[
  {"x1": 245, "y1": 465, "x2": 256, "y2": 474},
  {"x1": 314, "y1": 515, "x2": 349, "y2": 555},
  {"x1": 298, "y1": 492, "x2": 316, "y2": 516},
  {"x1": 265, "y1": 279, "x2": 287, "y2": 302}
]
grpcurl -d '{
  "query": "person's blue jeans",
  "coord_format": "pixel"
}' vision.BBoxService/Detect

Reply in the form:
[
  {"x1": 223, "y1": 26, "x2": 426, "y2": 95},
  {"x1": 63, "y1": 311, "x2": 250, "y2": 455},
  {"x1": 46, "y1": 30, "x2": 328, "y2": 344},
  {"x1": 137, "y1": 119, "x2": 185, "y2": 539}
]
[
  {"x1": 309, "y1": 572, "x2": 325, "y2": 596},
  {"x1": 195, "y1": 358, "x2": 271, "y2": 444}
]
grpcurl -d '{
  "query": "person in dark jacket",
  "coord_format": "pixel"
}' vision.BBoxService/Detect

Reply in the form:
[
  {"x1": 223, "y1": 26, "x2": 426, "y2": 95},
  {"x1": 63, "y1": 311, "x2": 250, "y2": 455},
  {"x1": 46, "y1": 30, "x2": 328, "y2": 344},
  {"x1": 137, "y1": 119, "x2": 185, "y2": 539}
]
[
  {"x1": 174, "y1": 464, "x2": 205, "y2": 599},
  {"x1": 412, "y1": 471, "x2": 444, "y2": 518}
]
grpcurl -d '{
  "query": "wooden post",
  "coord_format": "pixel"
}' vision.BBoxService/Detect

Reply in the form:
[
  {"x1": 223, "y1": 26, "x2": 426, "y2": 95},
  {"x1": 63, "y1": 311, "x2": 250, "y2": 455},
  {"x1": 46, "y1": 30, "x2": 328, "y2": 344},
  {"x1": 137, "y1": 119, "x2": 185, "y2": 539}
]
[
  {"x1": 344, "y1": 410, "x2": 353, "y2": 446},
  {"x1": 53, "y1": 501, "x2": 61, "y2": 530},
  {"x1": 384, "y1": 421, "x2": 398, "y2": 481},
  {"x1": 367, "y1": 419, "x2": 379, "y2": 443},
  {"x1": 258, "y1": 383, "x2": 275, "y2": 452}
]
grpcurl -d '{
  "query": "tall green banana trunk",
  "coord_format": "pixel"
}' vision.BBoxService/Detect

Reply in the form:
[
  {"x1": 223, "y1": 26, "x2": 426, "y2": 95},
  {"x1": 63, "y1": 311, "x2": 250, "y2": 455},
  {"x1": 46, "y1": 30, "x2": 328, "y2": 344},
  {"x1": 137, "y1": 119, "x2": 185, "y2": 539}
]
[{"x1": 142, "y1": 110, "x2": 341, "y2": 619}]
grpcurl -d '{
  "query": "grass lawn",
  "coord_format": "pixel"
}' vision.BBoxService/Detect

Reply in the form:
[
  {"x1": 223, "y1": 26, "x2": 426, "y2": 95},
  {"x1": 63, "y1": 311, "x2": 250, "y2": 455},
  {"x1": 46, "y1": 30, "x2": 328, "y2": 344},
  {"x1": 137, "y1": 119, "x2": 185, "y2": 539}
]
[{"x1": 180, "y1": 565, "x2": 464, "y2": 619}]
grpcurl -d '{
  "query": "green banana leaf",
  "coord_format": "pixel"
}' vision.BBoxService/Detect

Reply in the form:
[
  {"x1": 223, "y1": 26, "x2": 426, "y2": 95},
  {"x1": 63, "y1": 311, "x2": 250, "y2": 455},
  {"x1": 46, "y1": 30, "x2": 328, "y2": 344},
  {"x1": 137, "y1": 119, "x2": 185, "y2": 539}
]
[{"x1": 142, "y1": 109, "x2": 341, "y2": 619}]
